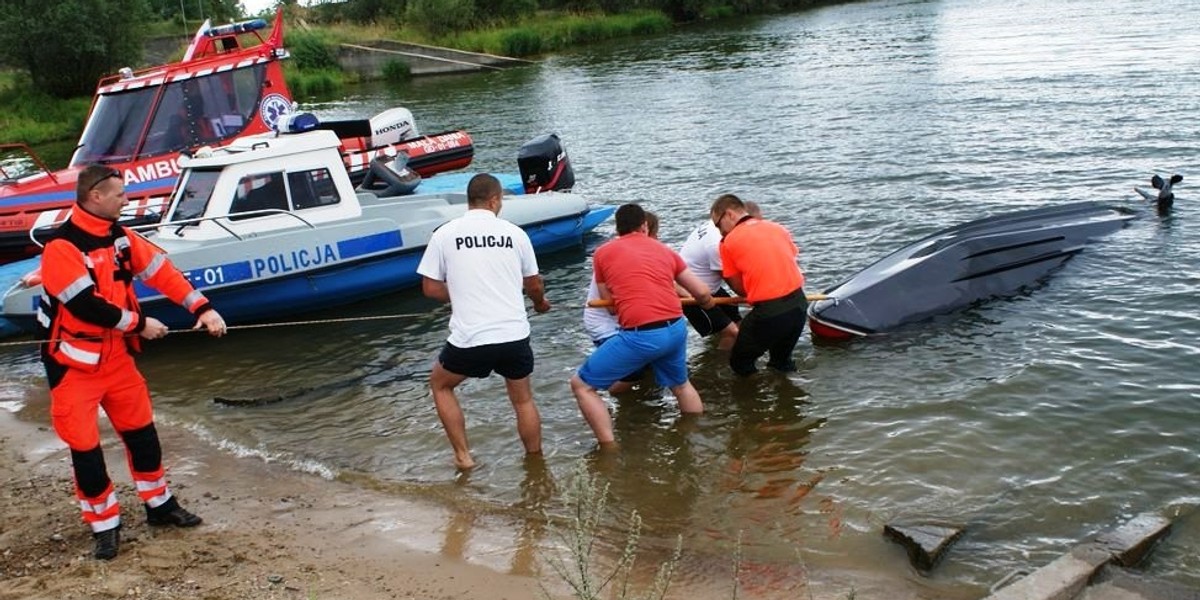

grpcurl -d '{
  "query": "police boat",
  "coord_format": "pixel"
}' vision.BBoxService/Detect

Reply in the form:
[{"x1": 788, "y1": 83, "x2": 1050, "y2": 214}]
[
  {"x1": 0, "y1": 125, "x2": 612, "y2": 337},
  {"x1": 807, "y1": 201, "x2": 1136, "y2": 340}
]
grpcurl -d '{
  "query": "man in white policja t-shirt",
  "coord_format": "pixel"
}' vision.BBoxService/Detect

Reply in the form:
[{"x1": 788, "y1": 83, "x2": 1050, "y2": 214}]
[
  {"x1": 416, "y1": 174, "x2": 551, "y2": 470},
  {"x1": 677, "y1": 201, "x2": 760, "y2": 350}
]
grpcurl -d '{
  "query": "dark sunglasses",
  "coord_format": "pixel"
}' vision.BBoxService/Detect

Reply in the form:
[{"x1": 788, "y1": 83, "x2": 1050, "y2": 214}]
[{"x1": 87, "y1": 168, "x2": 121, "y2": 192}]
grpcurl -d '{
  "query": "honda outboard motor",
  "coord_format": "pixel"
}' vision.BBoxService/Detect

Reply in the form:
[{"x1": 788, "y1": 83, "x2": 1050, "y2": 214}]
[
  {"x1": 518, "y1": 133, "x2": 574, "y2": 194},
  {"x1": 369, "y1": 108, "x2": 419, "y2": 147}
]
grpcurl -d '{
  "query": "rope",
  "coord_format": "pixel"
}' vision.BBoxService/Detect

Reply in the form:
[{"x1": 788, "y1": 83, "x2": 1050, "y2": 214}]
[
  {"x1": 0, "y1": 293, "x2": 832, "y2": 349},
  {"x1": 0, "y1": 310, "x2": 446, "y2": 349}
]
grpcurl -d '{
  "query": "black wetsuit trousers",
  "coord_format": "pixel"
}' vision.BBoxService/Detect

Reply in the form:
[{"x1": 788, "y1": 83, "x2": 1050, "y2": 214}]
[{"x1": 729, "y1": 289, "x2": 808, "y2": 376}]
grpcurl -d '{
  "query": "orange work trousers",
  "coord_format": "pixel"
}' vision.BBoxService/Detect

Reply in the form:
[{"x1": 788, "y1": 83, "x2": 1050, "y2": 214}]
[{"x1": 49, "y1": 351, "x2": 171, "y2": 532}]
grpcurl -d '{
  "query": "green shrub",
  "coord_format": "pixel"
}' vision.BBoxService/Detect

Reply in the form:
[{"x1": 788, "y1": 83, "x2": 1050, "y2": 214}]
[
  {"x1": 381, "y1": 59, "x2": 412, "y2": 83},
  {"x1": 284, "y1": 68, "x2": 344, "y2": 99},
  {"x1": 566, "y1": 20, "x2": 607, "y2": 44},
  {"x1": 633, "y1": 11, "x2": 673, "y2": 34},
  {"x1": 498, "y1": 28, "x2": 542, "y2": 57},
  {"x1": 405, "y1": 0, "x2": 477, "y2": 37},
  {"x1": 477, "y1": 0, "x2": 538, "y2": 23},
  {"x1": 285, "y1": 31, "x2": 341, "y2": 72},
  {"x1": 0, "y1": 0, "x2": 149, "y2": 98},
  {"x1": 700, "y1": 4, "x2": 736, "y2": 19},
  {"x1": 0, "y1": 72, "x2": 90, "y2": 145}
]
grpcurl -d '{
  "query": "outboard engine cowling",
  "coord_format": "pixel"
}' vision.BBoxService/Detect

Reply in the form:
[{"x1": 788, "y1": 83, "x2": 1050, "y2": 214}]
[
  {"x1": 357, "y1": 153, "x2": 422, "y2": 197},
  {"x1": 369, "y1": 108, "x2": 419, "y2": 147},
  {"x1": 518, "y1": 133, "x2": 574, "y2": 194}
]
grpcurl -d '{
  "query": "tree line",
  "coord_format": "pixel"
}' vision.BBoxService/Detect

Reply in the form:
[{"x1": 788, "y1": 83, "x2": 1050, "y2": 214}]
[{"x1": 0, "y1": 0, "x2": 834, "y2": 98}]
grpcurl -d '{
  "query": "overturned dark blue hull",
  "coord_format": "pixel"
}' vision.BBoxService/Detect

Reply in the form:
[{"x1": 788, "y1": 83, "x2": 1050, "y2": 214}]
[{"x1": 808, "y1": 201, "x2": 1135, "y2": 339}]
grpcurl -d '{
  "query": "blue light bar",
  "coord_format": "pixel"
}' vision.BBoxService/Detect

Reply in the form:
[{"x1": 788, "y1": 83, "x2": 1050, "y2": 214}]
[{"x1": 204, "y1": 19, "x2": 267, "y2": 38}]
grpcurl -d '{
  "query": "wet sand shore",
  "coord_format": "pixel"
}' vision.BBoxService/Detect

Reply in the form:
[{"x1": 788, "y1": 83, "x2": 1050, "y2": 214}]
[{"x1": 0, "y1": 408, "x2": 934, "y2": 600}]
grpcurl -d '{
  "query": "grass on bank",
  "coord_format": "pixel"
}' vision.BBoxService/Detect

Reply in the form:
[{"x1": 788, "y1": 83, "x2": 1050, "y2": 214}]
[
  {"x1": 421, "y1": 10, "x2": 672, "y2": 57},
  {"x1": 0, "y1": 72, "x2": 90, "y2": 146},
  {"x1": 321, "y1": 10, "x2": 672, "y2": 58}
]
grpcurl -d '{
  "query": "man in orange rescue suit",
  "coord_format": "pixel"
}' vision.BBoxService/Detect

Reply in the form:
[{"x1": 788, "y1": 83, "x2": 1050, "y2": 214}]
[
  {"x1": 711, "y1": 193, "x2": 807, "y2": 376},
  {"x1": 38, "y1": 165, "x2": 228, "y2": 560}
]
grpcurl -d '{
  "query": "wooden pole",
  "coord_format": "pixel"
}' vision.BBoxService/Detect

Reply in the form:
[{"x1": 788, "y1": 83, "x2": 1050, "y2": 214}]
[{"x1": 586, "y1": 294, "x2": 827, "y2": 308}]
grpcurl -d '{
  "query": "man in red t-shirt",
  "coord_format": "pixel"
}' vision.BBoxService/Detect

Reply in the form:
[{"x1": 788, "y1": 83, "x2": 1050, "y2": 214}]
[
  {"x1": 713, "y1": 193, "x2": 808, "y2": 375},
  {"x1": 570, "y1": 203, "x2": 716, "y2": 446}
]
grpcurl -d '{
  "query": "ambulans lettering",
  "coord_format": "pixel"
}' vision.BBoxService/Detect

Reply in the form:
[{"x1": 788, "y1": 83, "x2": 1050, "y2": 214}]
[
  {"x1": 124, "y1": 159, "x2": 182, "y2": 185},
  {"x1": 454, "y1": 235, "x2": 514, "y2": 250},
  {"x1": 252, "y1": 244, "x2": 338, "y2": 276}
]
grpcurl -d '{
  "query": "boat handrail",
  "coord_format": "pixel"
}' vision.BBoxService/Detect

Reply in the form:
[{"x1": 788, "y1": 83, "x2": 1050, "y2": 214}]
[
  {"x1": 28, "y1": 208, "x2": 316, "y2": 248},
  {"x1": 155, "y1": 209, "x2": 317, "y2": 240}
]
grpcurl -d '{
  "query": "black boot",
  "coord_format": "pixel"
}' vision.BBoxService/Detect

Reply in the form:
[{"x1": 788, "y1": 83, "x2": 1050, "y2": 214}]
[
  {"x1": 93, "y1": 526, "x2": 120, "y2": 560},
  {"x1": 146, "y1": 497, "x2": 202, "y2": 528}
]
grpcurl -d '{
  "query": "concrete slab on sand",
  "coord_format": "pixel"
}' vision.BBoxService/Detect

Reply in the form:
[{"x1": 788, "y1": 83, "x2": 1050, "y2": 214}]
[
  {"x1": 984, "y1": 513, "x2": 1172, "y2": 600},
  {"x1": 1078, "y1": 566, "x2": 1200, "y2": 600}
]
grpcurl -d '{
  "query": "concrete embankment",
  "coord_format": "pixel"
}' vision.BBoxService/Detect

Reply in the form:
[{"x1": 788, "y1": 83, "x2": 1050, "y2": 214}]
[{"x1": 336, "y1": 41, "x2": 534, "y2": 78}]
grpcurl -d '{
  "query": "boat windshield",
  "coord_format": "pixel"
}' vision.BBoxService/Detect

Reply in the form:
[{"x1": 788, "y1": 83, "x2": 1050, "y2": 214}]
[
  {"x1": 71, "y1": 63, "x2": 268, "y2": 165},
  {"x1": 172, "y1": 168, "x2": 222, "y2": 222},
  {"x1": 71, "y1": 88, "x2": 157, "y2": 164}
]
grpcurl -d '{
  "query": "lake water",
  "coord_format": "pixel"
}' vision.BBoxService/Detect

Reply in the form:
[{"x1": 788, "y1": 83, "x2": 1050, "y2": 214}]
[{"x1": 4, "y1": 0, "x2": 1199, "y2": 594}]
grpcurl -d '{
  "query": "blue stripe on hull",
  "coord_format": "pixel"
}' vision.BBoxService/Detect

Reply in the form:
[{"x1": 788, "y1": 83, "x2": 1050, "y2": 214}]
[{"x1": 139, "y1": 208, "x2": 612, "y2": 328}]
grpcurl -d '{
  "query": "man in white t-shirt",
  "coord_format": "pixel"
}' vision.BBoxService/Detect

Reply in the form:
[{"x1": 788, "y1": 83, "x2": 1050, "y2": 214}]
[
  {"x1": 677, "y1": 201, "x2": 760, "y2": 350},
  {"x1": 416, "y1": 174, "x2": 551, "y2": 470}
]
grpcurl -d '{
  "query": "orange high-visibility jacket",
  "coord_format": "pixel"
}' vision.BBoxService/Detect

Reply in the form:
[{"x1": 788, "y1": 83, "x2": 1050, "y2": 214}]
[{"x1": 37, "y1": 207, "x2": 211, "y2": 372}]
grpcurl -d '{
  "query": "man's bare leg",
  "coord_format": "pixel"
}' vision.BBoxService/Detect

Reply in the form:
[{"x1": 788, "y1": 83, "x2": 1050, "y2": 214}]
[
  {"x1": 571, "y1": 374, "x2": 616, "y2": 446},
  {"x1": 670, "y1": 380, "x2": 704, "y2": 414},
  {"x1": 717, "y1": 323, "x2": 739, "y2": 351},
  {"x1": 504, "y1": 376, "x2": 543, "y2": 455},
  {"x1": 430, "y1": 361, "x2": 474, "y2": 469}
]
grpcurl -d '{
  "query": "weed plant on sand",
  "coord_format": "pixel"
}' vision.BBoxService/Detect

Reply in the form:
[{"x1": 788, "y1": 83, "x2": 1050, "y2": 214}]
[{"x1": 540, "y1": 461, "x2": 682, "y2": 600}]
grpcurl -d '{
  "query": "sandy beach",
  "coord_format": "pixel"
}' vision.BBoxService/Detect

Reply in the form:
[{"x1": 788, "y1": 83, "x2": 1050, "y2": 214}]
[
  {"x1": 0, "y1": 407, "x2": 554, "y2": 600},
  {"x1": 0, "y1": 404, "x2": 936, "y2": 600}
]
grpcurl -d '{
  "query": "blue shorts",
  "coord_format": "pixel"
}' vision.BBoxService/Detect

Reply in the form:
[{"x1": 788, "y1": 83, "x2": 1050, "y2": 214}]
[
  {"x1": 578, "y1": 319, "x2": 688, "y2": 390},
  {"x1": 593, "y1": 338, "x2": 648, "y2": 383}
]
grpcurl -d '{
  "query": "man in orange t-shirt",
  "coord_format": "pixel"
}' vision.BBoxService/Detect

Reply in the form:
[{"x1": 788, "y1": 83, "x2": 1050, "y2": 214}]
[{"x1": 712, "y1": 194, "x2": 807, "y2": 375}]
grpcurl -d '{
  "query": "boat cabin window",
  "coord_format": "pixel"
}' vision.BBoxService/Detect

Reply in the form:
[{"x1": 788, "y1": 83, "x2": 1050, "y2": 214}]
[
  {"x1": 139, "y1": 65, "x2": 267, "y2": 159},
  {"x1": 172, "y1": 169, "x2": 222, "y2": 222},
  {"x1": 289, "y1": 168, "x2": 342, "y2": 210},
  {"x1": 73, "y1": 63, "x2": 269, "y2": 165},
  {"x1": 230, "y1": 172, "x2": 288, "y2": 220}
]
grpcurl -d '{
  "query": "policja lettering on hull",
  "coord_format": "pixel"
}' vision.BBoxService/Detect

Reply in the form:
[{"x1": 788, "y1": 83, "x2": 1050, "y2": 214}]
[
  {"x1": 253, "y1": 243, "x2": 338, "y2": 276},
  {"x1": 455, "y1": 235, "x2": 514, "y2": 250}
]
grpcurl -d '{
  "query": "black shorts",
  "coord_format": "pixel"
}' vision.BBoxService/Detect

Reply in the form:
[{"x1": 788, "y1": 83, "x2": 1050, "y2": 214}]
[
  {"x1": 682, "y1": 288, "x2": 742, "y2": 337},
  {"x1": 438, "y1": 337, "x2": 534, "y2": 380}
]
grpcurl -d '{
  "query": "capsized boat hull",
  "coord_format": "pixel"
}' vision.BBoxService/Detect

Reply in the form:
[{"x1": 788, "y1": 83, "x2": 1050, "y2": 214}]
[{"x1": 807, "y1": 201, "x2": 1135, "y2": 340}]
